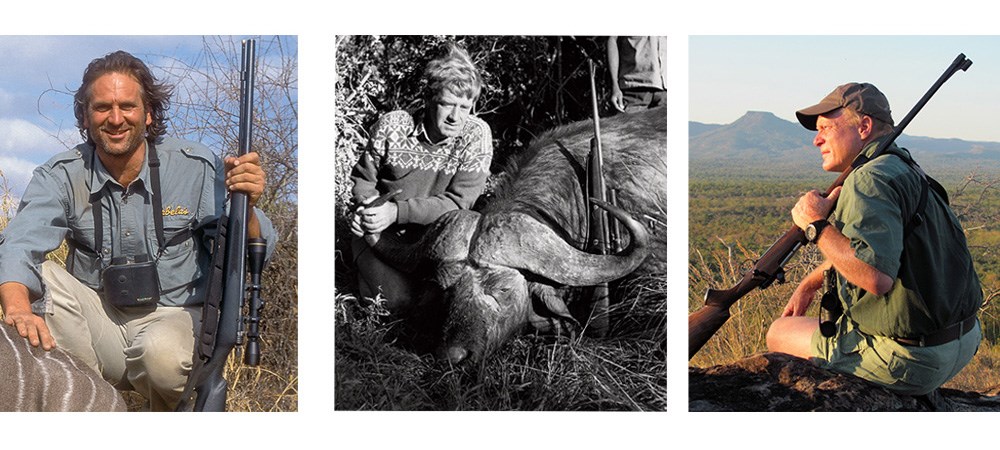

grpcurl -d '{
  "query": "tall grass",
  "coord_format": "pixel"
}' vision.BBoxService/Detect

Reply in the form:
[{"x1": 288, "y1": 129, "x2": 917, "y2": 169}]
[
  {"x1": 689, "y1": 240, "x2": 1000, "y2": 393},
  {"x1": 0, "y1": 171, "x2": 13, "y2": 229},
  {"x1": 335, "y1": 274, "x2": 667, "y2": 411},
  {"x1": 0, "y1": 170, "x2": 297, "y2": 412}
]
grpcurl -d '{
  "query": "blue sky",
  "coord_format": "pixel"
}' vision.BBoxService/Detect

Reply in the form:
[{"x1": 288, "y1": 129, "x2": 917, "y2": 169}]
[
  {"x1": 690, "y1": 36, "x2": 1000, "y2": 143},
  {"x1": 0, "y1": 35, "x2": 291, "y2": 198}
]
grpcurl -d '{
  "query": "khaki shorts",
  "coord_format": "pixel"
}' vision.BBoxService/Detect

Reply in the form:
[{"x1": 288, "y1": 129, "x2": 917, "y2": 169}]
[{"x1": 810, "y1": 317, "x2": 981, "y2": 396}]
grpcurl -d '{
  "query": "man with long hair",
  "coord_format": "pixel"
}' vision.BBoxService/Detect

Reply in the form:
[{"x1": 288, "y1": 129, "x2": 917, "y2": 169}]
[{"x1": 0, "y1": 50, "x2": 276, "y2": 410}]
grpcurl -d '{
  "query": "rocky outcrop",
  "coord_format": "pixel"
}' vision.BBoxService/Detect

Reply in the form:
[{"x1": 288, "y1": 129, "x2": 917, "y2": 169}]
[{"x1": 690, "y1": 352, "x2": 1000, "y2": 412}]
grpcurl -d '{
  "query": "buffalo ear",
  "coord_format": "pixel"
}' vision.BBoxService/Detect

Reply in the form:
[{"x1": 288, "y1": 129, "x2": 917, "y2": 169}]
[{"x1": 527, "y1": 282, "x2": 579, "y2": 334}]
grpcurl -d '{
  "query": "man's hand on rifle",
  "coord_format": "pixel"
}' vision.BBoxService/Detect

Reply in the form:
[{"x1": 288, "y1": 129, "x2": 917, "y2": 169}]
[
  {"x1": 349, "y1": 194, "x2": 399, "y2": 237},
  {"x1": 791, "y1": 186, "x2": 841, "y2": 231},
  {"x1": 224, "y1": 152, "x2": 266, "y2": 208},
  {"x1": 225, "y1": 151, "x2": 266, "y2": 238},
  {"x1": 349, "y1": 210, "x2": 365, "y2": 237}
]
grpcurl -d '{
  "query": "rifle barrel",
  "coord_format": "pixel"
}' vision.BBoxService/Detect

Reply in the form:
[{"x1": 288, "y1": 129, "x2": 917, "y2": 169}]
[{"x1": 179, "y1": 39, "x2": 257, "y2": 411}]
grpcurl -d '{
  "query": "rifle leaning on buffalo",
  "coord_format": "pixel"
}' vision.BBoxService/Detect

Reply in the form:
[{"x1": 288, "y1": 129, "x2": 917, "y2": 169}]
[
  {"x1": 176, "y1": 39, "x2": 267, "y2": 411},
  {"x1": 688, "y1": 53, "x2": 973, "y2": 360},
  {"x1": 581, "y1": 60, "x2": 623, "y2": 337}
]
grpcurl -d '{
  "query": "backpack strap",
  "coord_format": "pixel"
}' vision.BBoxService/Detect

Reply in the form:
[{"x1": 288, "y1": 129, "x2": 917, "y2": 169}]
[{"x1": 869, "y1": 147, "x2": 949, "y2": 240}]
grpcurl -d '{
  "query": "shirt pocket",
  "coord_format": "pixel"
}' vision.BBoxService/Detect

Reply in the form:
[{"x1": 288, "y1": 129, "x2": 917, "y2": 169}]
[
  {"x1": 155, "y1": 218, "x2": 204, "y2": 298},
  {"x1": 66, "y1": 222, "x2": 106, "y2": 289}
]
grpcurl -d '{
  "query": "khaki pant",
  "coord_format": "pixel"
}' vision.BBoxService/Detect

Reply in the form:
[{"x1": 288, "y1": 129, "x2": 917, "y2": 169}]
[
  {"x1": 42, "y1": 261, "x2": 198, "y2": 411},
  {"x1": 811, "y1": 316, "x2": 981, "y2": 396}
]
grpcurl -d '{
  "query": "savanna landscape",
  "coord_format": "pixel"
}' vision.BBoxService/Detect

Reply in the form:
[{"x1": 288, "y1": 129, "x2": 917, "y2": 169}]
[{"x1": 688, "y1": 114, "x2": 1000, "y2": 395}]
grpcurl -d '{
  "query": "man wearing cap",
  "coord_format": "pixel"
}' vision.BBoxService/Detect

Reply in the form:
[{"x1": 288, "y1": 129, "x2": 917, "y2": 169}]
[{"x1": 766, "y1": 82, "x2": 982, "y2": 396}]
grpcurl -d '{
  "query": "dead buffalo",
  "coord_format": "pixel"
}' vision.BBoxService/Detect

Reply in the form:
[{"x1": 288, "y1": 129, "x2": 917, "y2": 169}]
[{"x1": 367, "y1": 106, "x2": 667, "y2": 365}]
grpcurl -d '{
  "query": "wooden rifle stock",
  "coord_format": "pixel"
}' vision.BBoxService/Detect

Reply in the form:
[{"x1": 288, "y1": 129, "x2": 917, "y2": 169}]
[{"x1": 688, "y1": 53, "x2": 972, "y2": 360}]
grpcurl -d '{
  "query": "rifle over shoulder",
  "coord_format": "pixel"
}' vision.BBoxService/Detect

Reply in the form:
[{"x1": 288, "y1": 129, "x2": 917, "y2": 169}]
[{"x1": 688, "y1": 53, "x2": 973, "y2": 360}]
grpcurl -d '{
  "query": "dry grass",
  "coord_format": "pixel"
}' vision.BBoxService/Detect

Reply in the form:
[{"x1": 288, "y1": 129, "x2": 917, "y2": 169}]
[
  {"x1": 334, "y1": 275, "x2": 667, "y2": 411},
  {"x1": 0, "y1": 170, "x2": 14, "y2": 230},
  {"x1": 688, "y1": 241, "x2": 817, "y2": 367},
  {"x1": 689, "y1": 240, "x2": 1000, "y2": 394},
  {"x1": 944, "y1": 339, "x2": 1000, "y2": 393},
  {"x1": 0, "y1": 170, "x2": 297, "y2": 412},
  {"x1": 226, "y1": 221, "x2": 299, "y2": 412}
]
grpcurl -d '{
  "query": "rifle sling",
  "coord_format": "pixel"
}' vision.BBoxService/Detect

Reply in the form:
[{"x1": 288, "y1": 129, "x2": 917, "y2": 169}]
[
  {"x1": 852, "y1": 147, "x2": 947, "y2": 241},
  {"x1": 833, "y1": 148, "x2": 952, "y2": 337}
]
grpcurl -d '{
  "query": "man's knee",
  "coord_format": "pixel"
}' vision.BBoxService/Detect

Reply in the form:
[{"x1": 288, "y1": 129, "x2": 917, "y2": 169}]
[
  {"x1": 125, "y1": 325, "x2": 193, "y2": 388},
  {"x1": 765, "y1": 319, "x2": 791, "y2": 353},
  {"x1": 766, "y1": 316, "x2": 817, "y2": 359}
]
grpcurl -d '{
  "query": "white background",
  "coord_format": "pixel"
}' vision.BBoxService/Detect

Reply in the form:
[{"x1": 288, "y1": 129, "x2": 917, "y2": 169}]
[{"x1": 3, "y1": 1, "x2": 998, "y2": 447}]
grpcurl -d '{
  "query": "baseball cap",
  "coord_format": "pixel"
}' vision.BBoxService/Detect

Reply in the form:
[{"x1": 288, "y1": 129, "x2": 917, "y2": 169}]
[{"x1": 795, "y1": 82, "x2": 894, "y2": 131}]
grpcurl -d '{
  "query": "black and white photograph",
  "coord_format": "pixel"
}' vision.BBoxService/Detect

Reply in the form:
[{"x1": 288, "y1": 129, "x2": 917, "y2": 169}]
[{"x1": 334, "y1": 35, "x2": 667, "y2": 411}]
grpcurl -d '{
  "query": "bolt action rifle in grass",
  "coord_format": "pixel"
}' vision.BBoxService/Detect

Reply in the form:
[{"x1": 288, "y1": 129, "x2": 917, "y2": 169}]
[
  {"x1": 688, "y1": 53, "x2": 972, "y2": 359},
  {"x1": 176, "y1": 39, "x2": 267, "y2": 410}
]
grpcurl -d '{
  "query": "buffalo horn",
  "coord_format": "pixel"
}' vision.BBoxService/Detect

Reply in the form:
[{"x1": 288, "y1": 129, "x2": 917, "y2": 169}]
[
  {"x1": 365, "y1": 209, "x2": 482, "y2": 271},
  {"x1": 470, "y1": 199, "x2": 649, "y2": 285}
]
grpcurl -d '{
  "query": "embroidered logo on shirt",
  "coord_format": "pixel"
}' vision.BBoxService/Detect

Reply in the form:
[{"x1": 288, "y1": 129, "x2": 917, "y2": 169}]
[{"x1": 162, "y1": 205, "x2": 191, "y2": 217}]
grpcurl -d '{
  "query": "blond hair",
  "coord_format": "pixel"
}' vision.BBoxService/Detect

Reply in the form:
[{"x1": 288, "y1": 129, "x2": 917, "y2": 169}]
[{"x1": 423, "y1": 44, "x2": 482, "y2": 102}]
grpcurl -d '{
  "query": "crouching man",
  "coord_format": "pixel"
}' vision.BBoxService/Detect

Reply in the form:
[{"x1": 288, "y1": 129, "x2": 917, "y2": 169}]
[{"x1": 766, "y1": 82, "x2": 981, "y2": 396}]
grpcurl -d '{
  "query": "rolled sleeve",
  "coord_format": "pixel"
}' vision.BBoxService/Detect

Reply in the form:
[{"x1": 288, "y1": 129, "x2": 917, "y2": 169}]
[{"x1": 834, "y1": 168, "x2": 905, "y2": 279}]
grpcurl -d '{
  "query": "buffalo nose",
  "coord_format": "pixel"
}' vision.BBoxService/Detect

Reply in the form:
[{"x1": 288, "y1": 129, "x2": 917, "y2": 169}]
[{"x1": 445, "y1": 346, "x2": 469, "y2": 365}]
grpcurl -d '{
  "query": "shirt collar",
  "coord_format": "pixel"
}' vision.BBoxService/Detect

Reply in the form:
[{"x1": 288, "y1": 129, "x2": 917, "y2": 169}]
[
  {"x1": 412, "y1": 108, "x2": 465, "y2": 148},
  {"x1": 851, "y1": 135, "x2": 909, "y2": 168},
  {"x1": 87, "y1": 143, "x2": 152, "y2": 195}
]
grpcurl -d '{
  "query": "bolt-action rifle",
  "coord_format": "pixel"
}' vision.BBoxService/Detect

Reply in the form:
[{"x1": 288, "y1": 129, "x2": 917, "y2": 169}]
[
  {"x1": 176, "y1": 39, "x2": 266, "y2": 410},
  {"x1": 582, "y1": 60, "x2": 623, "y2": 337},
  {"x1": 688, "y1": 53, "x2": 972, "y2": 359}
]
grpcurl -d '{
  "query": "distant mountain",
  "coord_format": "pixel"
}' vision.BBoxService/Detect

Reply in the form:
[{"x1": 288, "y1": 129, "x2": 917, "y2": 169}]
[
  {"x1": 689, "y1": 121, "x2": 722, "y2": 138},
  {"x1": 691, "y1": 111, "x2": 1000, "y2": 178}
]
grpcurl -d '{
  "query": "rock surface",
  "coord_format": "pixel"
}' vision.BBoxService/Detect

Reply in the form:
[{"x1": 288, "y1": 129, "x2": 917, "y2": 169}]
[{"x1": 690, "y1": 352, "x2": 1000, "y2": 412}]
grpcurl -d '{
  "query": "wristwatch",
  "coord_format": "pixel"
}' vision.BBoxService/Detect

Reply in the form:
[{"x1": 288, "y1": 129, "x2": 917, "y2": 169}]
[{"x1": 805, "y1": 220, "x2": 830, "y2": 244}]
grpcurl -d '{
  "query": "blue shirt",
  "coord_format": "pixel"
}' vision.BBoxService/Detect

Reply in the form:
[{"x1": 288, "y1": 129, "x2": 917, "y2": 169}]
[{"x1": 0, "y1": 137, "x2": 276, "y2": 310}]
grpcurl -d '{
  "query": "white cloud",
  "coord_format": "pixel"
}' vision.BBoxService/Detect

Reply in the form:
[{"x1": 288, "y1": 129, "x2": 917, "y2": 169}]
[
  {"x1": 0, "y1": 88, "x2": 13, "y2": 110},
  {"x1": 0, "y1": 155, "x2": 40, "y2": 199},
  {"x1": 0, "y1": 118, "x2": 65, "y2": 160}
]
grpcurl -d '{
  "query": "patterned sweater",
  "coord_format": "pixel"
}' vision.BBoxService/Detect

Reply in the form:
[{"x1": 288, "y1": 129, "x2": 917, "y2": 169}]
[{"x1": 350, "y1": 109, "x2": 493, "y2": 225}]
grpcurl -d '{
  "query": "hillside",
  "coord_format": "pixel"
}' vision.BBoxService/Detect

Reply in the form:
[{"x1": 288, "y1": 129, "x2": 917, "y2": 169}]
[{"x1": 691, "y1": 111, "x2": 1000, "y2": 180}]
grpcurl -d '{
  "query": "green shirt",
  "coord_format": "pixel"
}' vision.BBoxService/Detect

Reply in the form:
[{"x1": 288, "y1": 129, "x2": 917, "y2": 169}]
[{"x1": 831, "y1": 137, "x2": 982, "y2": 338}]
